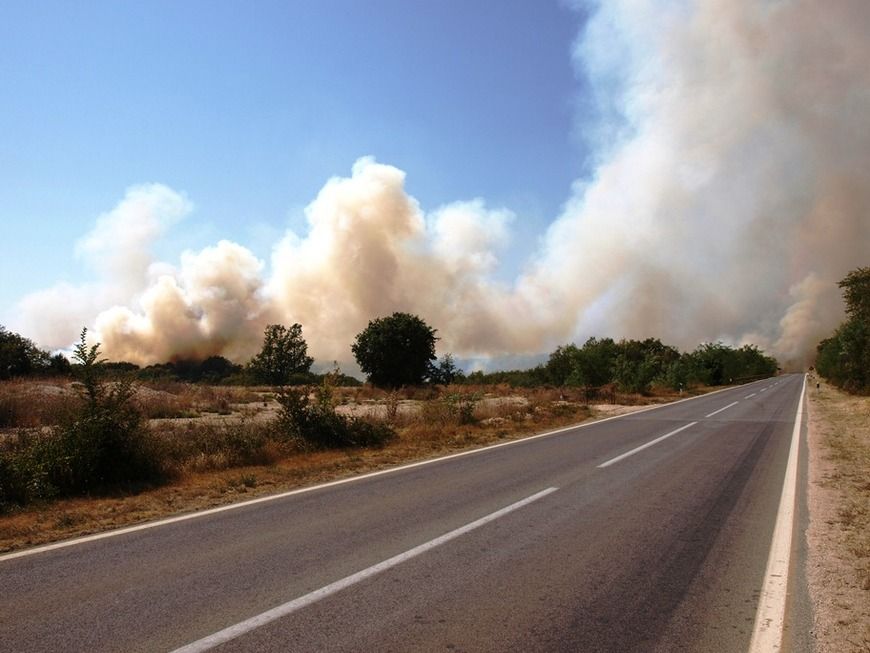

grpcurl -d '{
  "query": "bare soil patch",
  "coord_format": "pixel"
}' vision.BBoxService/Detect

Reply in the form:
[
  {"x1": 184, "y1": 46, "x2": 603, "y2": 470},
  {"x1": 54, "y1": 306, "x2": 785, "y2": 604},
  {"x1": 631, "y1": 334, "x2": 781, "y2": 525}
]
[{"x1": 806, "y1": 379, "x2": 870, "y2": 652}]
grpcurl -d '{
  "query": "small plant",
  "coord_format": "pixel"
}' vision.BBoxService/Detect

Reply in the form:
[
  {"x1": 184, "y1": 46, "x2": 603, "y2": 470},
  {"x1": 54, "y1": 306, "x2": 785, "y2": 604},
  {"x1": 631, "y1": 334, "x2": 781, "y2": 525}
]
[{"x1": 385, "y1": 390, "x2": 399, "y2": 424}]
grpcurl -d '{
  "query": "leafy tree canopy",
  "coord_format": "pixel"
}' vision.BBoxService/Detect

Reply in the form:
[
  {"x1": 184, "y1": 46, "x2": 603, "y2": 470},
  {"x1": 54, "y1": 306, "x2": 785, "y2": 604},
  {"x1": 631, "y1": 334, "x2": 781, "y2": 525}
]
[
  {"x1": 839, "y1": 266, "x2": 870, "y2": 320},
  {"x1": 0, "y1": 325, "x2": 49, "y2": 379},
  {"x1": 817, "y1": 266, "x2": 869, "y2": 393},
  {"x1": 248, "y1": 323, "x2": 314, "y2": 385},
  {"x1": 428, "y1": 353, "x2": 463, "y2": 385},
  {"x1": 352, "y1": 313, "x2": 437, "y2": 388}
]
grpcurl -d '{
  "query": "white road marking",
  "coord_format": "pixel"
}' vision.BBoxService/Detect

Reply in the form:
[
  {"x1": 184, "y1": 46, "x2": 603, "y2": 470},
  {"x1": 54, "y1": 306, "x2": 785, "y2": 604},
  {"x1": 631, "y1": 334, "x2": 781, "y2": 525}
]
[
  {"x1": 0, "y1": 381, "x2": 750, "y2": 563},
  {"x1": 748, "y1": 374, "x2": 806, "y2": 653},
  {"x1": 760, "y1": 388, "x2": 768, "y2": 392},
  {"x1": 597, "y1": 422, "x2": 698, "y2": 468},
  {"x1": 745, "y1": 393, "x2": 757, "y2": 399},
  {"x1": 170, "y1": 487, "x2": 559, "y2": 653},
  {"x1": 705, "y1": 401, "x2": 739, "y2": 418}
]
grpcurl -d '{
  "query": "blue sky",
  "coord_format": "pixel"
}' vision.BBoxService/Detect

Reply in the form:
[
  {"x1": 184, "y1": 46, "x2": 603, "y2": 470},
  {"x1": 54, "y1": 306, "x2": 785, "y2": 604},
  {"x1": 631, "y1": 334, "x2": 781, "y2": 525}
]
[{"x1": 1, "y1": 0, "x2": 592, "y2": 327}]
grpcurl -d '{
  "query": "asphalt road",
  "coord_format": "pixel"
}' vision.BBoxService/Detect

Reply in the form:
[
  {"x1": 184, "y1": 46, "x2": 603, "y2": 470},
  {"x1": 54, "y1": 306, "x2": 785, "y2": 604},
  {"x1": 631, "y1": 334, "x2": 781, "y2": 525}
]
[{"x1": 0, "y1": 374, "x2": 810, "y2": 652}]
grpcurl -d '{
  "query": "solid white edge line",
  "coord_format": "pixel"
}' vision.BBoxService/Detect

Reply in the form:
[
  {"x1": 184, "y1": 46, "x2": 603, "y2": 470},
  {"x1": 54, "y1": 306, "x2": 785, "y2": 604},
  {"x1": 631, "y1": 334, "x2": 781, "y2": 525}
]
[
  {"x1": 170, "y1": 486, "x2": 558, "y2": 653},
  {"x1": 597, "y1": 421, "x2": 698, "y2": 468},
  {"x1": 748, "y1": 373, "x2": 806, "y2": 653},
  {"x1": 0, "y1": 377, "x2": 774, "y2": 563},
  {"x1": 705, "y1": 401, "x2": 740, "y2": 418}
]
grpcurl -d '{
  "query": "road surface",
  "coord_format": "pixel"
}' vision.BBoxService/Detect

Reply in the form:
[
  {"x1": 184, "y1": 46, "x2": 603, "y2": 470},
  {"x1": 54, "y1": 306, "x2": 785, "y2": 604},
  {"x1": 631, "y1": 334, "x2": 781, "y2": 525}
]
[{"x1": 0, "y1": 374, "x2": 810, "y2": 652}]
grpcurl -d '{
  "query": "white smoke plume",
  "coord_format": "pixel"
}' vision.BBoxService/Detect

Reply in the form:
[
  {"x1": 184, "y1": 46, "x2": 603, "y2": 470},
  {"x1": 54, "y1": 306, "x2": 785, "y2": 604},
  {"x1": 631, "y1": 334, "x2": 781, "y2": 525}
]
[{"x1": 15, "y1": 0, "x2": 870, "y2": 370}]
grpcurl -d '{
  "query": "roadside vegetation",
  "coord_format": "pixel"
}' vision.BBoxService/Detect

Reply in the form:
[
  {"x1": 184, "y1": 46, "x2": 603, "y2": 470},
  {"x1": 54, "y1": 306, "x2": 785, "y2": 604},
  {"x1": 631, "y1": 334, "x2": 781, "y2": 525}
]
[
  {"x1": 465, "y1": 337, "x2": 777, "y2": 393},
  {"x1": 816, "y1": 267, "x2": 869, "y2": 394},
  {"x1": 0, "y1": 312, "x2": 779, "y2": 549}
]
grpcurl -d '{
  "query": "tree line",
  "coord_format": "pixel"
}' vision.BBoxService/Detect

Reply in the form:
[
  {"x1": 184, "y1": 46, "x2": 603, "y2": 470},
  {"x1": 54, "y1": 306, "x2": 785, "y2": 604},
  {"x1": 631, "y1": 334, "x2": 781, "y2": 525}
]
[
  {"x1": 464, "y1": 338, "x2": 777, "y2": 393},
  {"x1": 1, "y1": 312, "x2": 779, "y2": 392}
]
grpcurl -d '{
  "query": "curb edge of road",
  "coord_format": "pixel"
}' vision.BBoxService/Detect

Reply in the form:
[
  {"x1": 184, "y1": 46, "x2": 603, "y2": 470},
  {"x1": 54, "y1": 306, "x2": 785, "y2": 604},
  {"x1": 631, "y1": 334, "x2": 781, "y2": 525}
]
[{"x1": 748, "y1": 373, "x2": 807, "y2": 652}]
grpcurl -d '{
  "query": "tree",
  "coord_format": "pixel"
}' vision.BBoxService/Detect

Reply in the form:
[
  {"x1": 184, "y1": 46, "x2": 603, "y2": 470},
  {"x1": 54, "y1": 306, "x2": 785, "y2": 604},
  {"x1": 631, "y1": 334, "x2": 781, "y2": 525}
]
[
  {"x1": 199, "y1": 356, "x2": 241, "y2": 383},
  {"x1": 816, "y1": 267, "x2": 870, "y2": 393},
  {"x1": 248, "y1": 324, "x2": 314, "y2": 385},
  {"x1": 0, "y1": 325, "x2": 49, "y2": 379},
  {"x1": 838, "y1": 266, "x2": 870, "y2": 320},
  {"x1": 48, "y1": 353, "x2": 72, "y2": 376},
  {"x1": 429, "y1": 354, "x2": 463, "y2": 385},
  {"x1": 565, "y1": 337, "x2": 619, "y2": 387},
  {"x1": 546, "y1": 344, "x2": 580, "y2": 386},
  {"x1": 352, "y1": 313, "x2": 437, "y2": 388},
  {"x1": 608, "y1": 338, "x2": 679, "y2": 393}
]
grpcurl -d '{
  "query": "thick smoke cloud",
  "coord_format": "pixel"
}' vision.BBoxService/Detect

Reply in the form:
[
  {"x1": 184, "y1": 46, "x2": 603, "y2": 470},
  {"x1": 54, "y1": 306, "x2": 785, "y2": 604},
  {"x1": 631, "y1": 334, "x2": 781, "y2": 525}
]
[{"x1": 15, "y1": 0, "x2": 870, "y2": 370}]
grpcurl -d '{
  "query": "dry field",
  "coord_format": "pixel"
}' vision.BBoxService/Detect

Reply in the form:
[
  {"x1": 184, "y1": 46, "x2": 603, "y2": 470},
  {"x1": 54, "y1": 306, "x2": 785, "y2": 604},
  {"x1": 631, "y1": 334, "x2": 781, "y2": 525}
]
[
  {"x1": 806, "y1": 379, "x2": 870, "y2": 652},
  {"x1": 0, "y1": 378, "x2": 692, "y2": 553}
]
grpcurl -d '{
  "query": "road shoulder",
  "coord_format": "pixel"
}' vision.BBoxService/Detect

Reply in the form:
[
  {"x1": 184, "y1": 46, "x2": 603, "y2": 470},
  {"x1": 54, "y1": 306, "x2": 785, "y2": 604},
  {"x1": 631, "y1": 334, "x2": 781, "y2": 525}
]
[{"x1": 805, "y1": 381, "x2": 870, "y2": 652}]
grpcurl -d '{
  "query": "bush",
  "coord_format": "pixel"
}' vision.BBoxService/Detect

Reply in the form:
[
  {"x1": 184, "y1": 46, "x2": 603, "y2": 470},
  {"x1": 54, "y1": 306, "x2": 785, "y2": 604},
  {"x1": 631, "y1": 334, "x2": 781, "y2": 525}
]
[
  {"x1": 0, "y1": 330, "x2": 165, "y2": 509},
  {"x1": 275, "y1": 386, "x2": 395, "y2": 450},
  {"x1": 50, "y1": 330, "x2": 164, "y2": 494},
  {"x1": 0, "y1": 432, "x2": 59, "y2": 507}
]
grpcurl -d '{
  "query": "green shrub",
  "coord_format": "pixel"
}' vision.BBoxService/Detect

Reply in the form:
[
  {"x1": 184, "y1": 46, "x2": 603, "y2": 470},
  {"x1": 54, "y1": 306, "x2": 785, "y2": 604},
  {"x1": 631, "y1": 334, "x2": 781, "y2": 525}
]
[
  {"x1": 0, "y1": 430, "x2": 65, "y2": 507},
  {"x1": 444, "y1": 393, "x2": 478, "y2": 425},
  {"x1": 42, "y1": 330, "x2": 164, "y2": 494},
  {"x1": 275, "y1": 386, "x2": 395, "y2": 450}
]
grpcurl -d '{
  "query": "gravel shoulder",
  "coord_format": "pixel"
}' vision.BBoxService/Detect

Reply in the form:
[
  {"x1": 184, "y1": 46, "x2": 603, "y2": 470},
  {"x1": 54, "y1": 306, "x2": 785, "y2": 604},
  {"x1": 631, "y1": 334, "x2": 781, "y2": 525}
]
[{"x1": 805, "y1": 379, "x2": 870, "y2": 653}]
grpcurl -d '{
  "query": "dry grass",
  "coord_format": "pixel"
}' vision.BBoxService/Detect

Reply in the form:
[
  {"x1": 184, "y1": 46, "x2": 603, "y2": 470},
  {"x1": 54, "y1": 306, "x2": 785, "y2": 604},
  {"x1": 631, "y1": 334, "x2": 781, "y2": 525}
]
[
  {"x1": 0, "y1": 389, "x2": 591, "y2": 552},
  {"x1": 806, "y1": 379, "x2": 870, "y2": 652},
  {"x1": 135, "y1": 382, "x2": 262, "y2": 419},
  {"x1": 0, "y1": 377, "x2": 715, "y2": 554},
  {"x1": 0, "y1": 379, "x2": 75, "y2": 429}
]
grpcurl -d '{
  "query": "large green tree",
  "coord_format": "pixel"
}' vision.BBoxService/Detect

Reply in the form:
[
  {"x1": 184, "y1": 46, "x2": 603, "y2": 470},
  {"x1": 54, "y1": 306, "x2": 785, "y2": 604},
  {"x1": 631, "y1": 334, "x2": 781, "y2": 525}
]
[
  {"x1": 816, "y1": 267, "x2": 870, "y2": 393},
  {"x1": 352, "y1": 313, "x2": 437, "y2": 388},
  {"x1": 0, "y1": 325, "x2": 49, "y2": 379},
  {"x1": 248, "y1": 323, "x2": 314, "y2": 385}
]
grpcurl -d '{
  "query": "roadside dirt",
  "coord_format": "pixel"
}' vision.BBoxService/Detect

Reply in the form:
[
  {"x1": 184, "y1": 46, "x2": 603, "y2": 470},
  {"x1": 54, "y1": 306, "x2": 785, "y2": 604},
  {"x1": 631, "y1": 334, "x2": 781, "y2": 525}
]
[{"x1": 805, "y1": 379, "x2": 870, "y2": 652}]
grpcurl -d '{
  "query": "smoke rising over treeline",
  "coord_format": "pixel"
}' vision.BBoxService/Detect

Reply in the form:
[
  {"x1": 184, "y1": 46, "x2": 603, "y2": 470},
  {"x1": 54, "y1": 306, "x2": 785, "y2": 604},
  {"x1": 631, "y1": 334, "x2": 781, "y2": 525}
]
[{"x1": 14, "y1": 0, "x2": 870, "y2": 370}]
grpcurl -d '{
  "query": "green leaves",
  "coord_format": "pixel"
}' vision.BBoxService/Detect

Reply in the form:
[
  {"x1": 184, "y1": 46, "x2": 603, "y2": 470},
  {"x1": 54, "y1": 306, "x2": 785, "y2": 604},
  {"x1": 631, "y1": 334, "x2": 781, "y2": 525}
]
[
  {"x1": 248, "y1": 324, "x2": 314, "y2": 385},
  {"x1": 351, "y1": 313, "x2": 437, "y2": 388},
  {"x1": 0, "y1": 325, "x2": 50, "y2": 380},
  {"x1": 818, "y1": 268, "x2": 869, "y2": 393}
]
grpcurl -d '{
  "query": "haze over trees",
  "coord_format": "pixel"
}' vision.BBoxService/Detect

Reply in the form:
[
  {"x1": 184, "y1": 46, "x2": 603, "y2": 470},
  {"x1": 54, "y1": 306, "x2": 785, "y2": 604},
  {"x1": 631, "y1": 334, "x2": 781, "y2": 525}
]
[
  {"x1": 816, "y1": 267, "x2": 869, "y2": 393},
  {"x1": 0, "y1": 314, "x2": 780, "y2": 393}
]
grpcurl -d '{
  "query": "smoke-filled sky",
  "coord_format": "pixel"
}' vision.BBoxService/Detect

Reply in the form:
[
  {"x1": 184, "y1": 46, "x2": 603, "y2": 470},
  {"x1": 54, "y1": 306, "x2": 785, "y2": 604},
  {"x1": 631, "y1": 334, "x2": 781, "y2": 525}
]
[{"x1": 2, "y1": 0, "x2": 868, "y2": 372}]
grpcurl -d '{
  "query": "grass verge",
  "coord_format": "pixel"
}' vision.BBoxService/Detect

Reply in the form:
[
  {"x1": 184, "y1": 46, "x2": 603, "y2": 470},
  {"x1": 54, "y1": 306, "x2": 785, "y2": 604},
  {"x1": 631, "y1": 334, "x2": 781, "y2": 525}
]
[
  {"x1": 806, "y1": 379, "x2": 870, "y2": 652},
  {"x1": 0, "y1": 379, "x2": 722, "y2": 554},
  {"x1": 0, "y1": 402, "x2": 603, "y2": 553}
]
